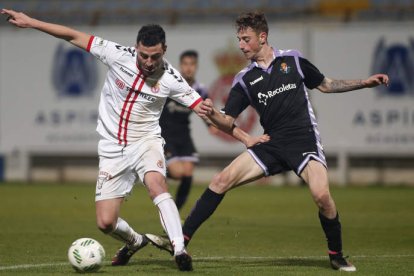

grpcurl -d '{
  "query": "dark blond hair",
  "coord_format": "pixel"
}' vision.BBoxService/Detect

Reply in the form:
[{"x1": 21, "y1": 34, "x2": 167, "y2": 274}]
[{"x1": 235, "y1": 12, "x2": 268, "y2": 35}]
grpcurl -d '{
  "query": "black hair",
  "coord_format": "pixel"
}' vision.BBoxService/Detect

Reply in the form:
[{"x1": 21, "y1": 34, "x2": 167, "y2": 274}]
[
  {"x1": 179, "y1": 50, "x2": 198, "y2": 62},
  {"x1": 236, "y1": 11, "x2": 268, "y2": 35},
  {"x1": 136, "y1": 24, "x2": 166, "y2": 47}
]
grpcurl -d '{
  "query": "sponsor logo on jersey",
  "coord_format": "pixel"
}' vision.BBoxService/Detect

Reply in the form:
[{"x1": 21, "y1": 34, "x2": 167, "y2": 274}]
[
  {"x1": 115, "y1": 78, "x2": 125, "y2": 89},
  {"x1": 52, "y1": 43, "x2": 98, "y2": 97},
  {"x1": 120, "y1": 66, "x2": 135, "y2": 77},
  {"x1": 139, "y1": 92, "x2": 156, "y2": 103},
  {"x1": 257, "y1": 83, "x2": 297, "y2": 105},
  {"x1": 250, "y1": 75, "x2": 263, "y2": 86},
  {"x1": 280, "y1": 62, "x2": 291, "y2": 74},
  {"x1": 372, "y1": 38, "x2": 414, "y2": 97}
]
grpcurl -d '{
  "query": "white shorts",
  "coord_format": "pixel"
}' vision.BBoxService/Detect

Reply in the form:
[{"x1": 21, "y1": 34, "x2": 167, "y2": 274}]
[{"x1": 95, "y1": 136, "x2": 166, "y2": 201}]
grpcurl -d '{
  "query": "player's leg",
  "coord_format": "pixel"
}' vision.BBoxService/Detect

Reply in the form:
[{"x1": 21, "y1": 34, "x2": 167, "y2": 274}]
[
  {"x1": 167, "y1": 160, "x2": 184, "y2": 180},
  {"x1": 96, "y1": 198, "x2": 148, "y2": 265},
  {"x1": 175, "y1": 161, "x2": 194, "y2": 210},
  {"x1": 182, "y1": 151, "x2": 264, "y2": 245},
  {"x1": 95, "y1": 153, "x2": 148, "y2": 266},
  {"x1": 301, "y1": 160, "x2": 356, "y2": 272},
  {"x1": 136, "y1": 137, "x2": 192, "y2": 271},
  {"x1": 168, "y1": 137, "x2": 198, "y2": 210}
]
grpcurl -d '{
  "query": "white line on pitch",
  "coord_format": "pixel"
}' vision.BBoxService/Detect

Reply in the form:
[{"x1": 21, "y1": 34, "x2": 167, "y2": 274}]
[
  {"x1": 193, "y1": 254, "x2": 414, "y2": 260},
  {"x1": 0, "y1": 262, "x2": 68, "y2": 271},
  {"x1": 0, "y1": 255, "x2": 413, "y2": 271}
]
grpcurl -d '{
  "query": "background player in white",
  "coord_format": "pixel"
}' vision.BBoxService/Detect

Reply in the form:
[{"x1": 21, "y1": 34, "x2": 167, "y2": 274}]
[{"x1": 1, "y1": 8, "x2": 251, "y2": 271}]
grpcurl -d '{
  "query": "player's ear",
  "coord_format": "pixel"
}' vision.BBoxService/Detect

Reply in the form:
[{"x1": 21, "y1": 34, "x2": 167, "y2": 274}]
[
  {"x1": 259, "y1": 32, "x2": 267, "y2": 45},
  {"x1": 163, "y1": 44, "x2": 167, "y2": 53}
]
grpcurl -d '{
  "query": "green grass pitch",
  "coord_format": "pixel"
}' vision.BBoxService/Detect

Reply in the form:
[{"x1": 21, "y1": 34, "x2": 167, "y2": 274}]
[{"x1": 0, "y1": 182, "x2": 413, "y2": 275}]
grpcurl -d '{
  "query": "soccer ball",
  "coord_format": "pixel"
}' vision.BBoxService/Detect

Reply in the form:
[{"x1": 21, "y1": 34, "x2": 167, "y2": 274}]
[{"x1": 68, "y1": 238, "x2": 105, "y2": 273}]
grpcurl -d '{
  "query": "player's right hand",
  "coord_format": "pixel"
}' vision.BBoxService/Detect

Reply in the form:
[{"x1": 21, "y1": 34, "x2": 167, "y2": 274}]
[
  {"x1": 1, "y1": 9, "x2": 34, "y2": 28},
  {"x1": 245, "y1": 134, "x2": 270, "y2": 147},
  {"x1": 200, "y1": 98, "x2": 214, "y2": 117}
]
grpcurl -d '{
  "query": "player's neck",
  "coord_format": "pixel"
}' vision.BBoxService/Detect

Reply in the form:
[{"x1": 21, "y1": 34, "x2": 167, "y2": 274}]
[{"x1": 254, "y1": 44, "x2": 274, "y2": 69}]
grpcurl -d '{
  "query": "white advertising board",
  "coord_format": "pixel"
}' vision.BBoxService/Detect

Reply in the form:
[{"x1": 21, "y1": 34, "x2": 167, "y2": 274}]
[{"x1": 310, "y1": 25, "x2": 414, "y2": 154}]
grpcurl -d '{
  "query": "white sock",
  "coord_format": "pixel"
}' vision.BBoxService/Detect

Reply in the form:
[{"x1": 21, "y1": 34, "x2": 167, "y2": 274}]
[
  {"x1": 153, "y1": 193, "x2": 185, "y2": 254},
  {"x1": 109, "y1": 217, "x2": 143, "y2": 249}
]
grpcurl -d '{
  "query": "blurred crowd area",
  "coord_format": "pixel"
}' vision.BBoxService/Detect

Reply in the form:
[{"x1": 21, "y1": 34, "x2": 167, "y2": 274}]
[{"x1": 1, "y1": 0, "x2": 414, "y2": 25}]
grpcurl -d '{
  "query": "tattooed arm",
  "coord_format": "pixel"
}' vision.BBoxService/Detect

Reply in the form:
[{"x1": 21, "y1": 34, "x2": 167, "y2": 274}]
[{"x1": 317, "y1": 74, "x2": 389, "y2": 93}]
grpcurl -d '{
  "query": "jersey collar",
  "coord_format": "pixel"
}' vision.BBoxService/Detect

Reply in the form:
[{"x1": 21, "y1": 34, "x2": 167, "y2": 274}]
[{"x1": 250, "y1": 46, "x2": 277, "y2": 73}]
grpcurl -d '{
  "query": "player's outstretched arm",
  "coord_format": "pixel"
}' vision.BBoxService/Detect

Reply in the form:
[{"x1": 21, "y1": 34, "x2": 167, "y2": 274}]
[
  {"x1": 317, "y1": 74, "x2": 389, "y2": 93},
  {"x1": 193, "y1": 99, "x2": 269, "y2": 147},
  {"x1": 1, "y1": 9, "x2": 91, "y2": 50}
]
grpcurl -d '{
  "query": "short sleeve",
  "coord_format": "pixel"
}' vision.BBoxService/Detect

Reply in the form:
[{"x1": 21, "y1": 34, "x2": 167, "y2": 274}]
[
  {"x1": 222, "y1": 83, "x2": 250, "y2": 118},
  {"x1": 299, "y1": 58, "x2": 325, "y2": 89},
  {"x1": 168, "y1": 69, "x2": 202, "y2": 109},
  {"x1": 87, "y1": 36, "x2": 127, "y2": 67}
]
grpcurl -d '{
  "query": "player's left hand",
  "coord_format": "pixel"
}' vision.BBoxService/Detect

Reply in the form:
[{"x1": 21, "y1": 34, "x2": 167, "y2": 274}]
[
  {"x1": 245, "y1": 134, "x2": 270, "y2": 147},
  {"x1": 363, "y1": 74, "x2": 389, "y2": 88}
]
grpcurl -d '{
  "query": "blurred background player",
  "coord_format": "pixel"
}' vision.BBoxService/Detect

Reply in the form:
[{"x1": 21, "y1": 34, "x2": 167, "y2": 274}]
[
  {"x1": 160, "y1": 50, "x2": 216, "y2": 211},
  {"x1": 1, "y1": 8, "x2": 207, "y2": 271}
]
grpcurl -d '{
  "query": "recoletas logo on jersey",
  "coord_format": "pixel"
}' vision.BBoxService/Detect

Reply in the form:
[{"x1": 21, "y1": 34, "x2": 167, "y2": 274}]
[
  {"x1": 52, "y1": 43, "x2": 98, "y2": 97},
  {"x1": 258, "y1": 83, "x2": 297, "y2": 106},
  {"x1": 372, "y1": 38, "x2": 414, "y2": 97}
]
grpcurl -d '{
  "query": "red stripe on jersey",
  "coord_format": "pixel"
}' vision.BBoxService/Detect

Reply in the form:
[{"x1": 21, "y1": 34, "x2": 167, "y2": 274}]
[
  {"x1": 122, "y1": 77, "x2": 146, "y2": 144},
  {"x1": 117, "y1": 72, "x2": 142, "y2": 144},
  {"x1": 189, "y1": 97, "x2": 202, "y2": 109},
  {"x1": 86, "y1": 36, "x2": 95, "y2": 52}
]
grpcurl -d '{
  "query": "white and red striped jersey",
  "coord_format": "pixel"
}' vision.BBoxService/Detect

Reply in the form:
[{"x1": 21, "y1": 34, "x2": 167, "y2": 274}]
[{"x1": 86, "y1": 36, "x2": 202, "y2": 146}]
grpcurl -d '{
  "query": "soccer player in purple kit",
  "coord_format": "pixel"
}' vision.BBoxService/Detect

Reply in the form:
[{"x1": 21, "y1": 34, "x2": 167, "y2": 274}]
[{"x1": 159, "y1": 11, "x2": 389, "y2": 272}]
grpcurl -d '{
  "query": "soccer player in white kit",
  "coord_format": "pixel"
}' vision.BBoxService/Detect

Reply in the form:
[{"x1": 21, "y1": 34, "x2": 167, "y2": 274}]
[{"x1": 2, "y1": 8, "x2": 205, "y2": 271}]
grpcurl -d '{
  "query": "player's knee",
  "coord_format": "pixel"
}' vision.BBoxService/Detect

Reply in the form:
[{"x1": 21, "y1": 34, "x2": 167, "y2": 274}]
[
  {"x1": 168, "y1": 169, "x2": 183, "y2": 179},
  {"x1": 96, "y1": 218, "x2": 116, "y2": 234},
  {"x1": 210, "y1": 172, "x2": 232, "y2": 194},
  {"x1": 314, "y1": 192, "x2": 333, "y2": 211}
]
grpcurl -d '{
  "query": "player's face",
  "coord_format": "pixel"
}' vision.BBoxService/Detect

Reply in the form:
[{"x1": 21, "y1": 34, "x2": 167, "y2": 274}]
[
  {"x1": 237, "y1": 27, "x2": 264, "y2": 60},
  {"x1": 136, "y1": 42, "x2": 166, "y2": 77},
  {"x1": 180, "y1": 56, "x2": 197, "y2": 83}
]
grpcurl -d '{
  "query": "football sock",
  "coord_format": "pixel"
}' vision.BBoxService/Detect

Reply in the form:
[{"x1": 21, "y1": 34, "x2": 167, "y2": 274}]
[
  {"x1": 153, "y1": 193, "x2": 185, "y2": 255},
  {"x1": 175, "y1": 176, "x2": 193, "y2": 210},
  {"x1": 319, "y1": 212, "x2": 342, "y2": 254},
  {"x1": 182, "y1": 188, "x2": 225, "y2": 245},
  {"x1": 109, "y1": 217, "x2": 143, "y2": 249}
]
